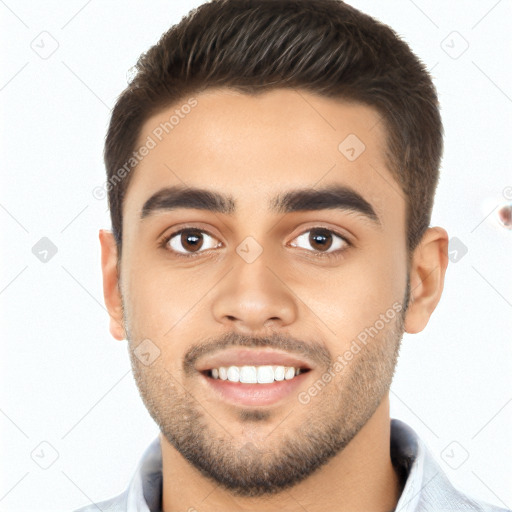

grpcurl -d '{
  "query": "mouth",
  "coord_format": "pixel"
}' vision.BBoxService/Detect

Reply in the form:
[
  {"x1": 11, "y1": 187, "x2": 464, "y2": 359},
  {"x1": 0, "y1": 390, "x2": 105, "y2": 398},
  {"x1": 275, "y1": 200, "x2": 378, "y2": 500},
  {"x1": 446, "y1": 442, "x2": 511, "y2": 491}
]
[
  {"x1": 203, "y1": 365, "x2": 310, "y2": 383},
  {"x1": 195, "y1": 349, "x2": 314, "y2": 406}
]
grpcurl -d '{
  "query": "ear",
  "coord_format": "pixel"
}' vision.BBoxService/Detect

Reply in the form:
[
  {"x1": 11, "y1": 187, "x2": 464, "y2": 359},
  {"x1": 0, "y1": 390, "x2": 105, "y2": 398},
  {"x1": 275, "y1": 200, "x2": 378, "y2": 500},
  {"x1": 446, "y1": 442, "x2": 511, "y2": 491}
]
[
  {"x1": 404, "y1": 226, "x2": 449, "y2": 334},
  {"x1": 99, "y1": 229, "x2": 126, "y2": 341}
]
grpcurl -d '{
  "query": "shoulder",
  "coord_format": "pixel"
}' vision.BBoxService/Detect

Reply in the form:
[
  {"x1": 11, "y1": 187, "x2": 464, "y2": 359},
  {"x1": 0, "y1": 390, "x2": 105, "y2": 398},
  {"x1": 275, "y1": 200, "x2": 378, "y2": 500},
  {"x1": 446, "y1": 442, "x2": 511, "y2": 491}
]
[
  {"x1": 391, "y1": 419, "x2": 510, "y2": 512},
  {"x1": 70, "y1": 435, "x2": 161, "y2": 512},
  {"x1": 71, "y1": 489, "x2": 128, "y2": 512},
  {"x1": 415, "y1": 444, "x2": 510, "y2": 512},
  {"x1": 416, "y1": 483, "x2": 511, "y2": 512}
]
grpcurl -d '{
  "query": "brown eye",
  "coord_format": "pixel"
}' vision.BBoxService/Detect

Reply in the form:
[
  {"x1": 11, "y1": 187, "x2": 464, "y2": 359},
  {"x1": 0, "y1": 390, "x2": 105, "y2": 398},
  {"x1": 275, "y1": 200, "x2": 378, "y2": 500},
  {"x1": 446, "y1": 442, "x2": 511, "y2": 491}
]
[
  {"x1": 308, "y1": 228, "x2": 333, "y2": 251},
  {"x1": 166, "y1": 229, "x2": 221, "y2": 255},
  {"x1": 180, "y1": 230, "x2": 203, "y2": 252},
  {"x1": 290, "y1": 228, "x2": 349, "y2": 254}
]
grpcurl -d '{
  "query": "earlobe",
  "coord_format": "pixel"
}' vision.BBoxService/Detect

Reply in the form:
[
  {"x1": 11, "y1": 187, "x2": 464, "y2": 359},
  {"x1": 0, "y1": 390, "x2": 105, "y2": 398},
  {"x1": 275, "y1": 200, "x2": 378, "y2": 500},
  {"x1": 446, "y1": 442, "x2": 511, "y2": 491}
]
[
  {"x1": 404, "y1": 227, "x2": 449, "y2": 334},
  {"x1": 99, "y1": 229, "x2": 126, "y2": 341}
]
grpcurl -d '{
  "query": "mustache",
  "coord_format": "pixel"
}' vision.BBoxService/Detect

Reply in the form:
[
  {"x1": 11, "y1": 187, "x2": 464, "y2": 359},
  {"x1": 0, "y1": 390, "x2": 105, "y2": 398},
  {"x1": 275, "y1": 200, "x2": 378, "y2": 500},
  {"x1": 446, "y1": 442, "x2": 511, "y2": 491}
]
[{"x1": 183, "y1": 330, "x2": 332, "y2": 374}]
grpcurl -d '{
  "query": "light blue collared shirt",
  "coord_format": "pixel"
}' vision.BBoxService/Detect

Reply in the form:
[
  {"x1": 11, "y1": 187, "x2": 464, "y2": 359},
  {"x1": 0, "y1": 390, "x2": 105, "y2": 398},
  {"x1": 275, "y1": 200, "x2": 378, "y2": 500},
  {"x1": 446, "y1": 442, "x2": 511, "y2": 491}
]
[{"x1": 73, "y1": 419, "x2": 510, "y2": 512}]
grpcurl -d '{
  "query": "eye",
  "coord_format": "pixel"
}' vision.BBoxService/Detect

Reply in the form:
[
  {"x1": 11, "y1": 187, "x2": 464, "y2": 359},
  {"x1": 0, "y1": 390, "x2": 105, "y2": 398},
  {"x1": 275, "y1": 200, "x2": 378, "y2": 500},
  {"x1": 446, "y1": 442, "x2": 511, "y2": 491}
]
[
  {"x1": 160, "y1": 226, "x2": 351, "y2": 259},
  {"x1": 289, "y1": 227, "x2": 350, "y2": 256},
  {"x1": 162, "y1": 228, "x2": 222, "y2": 256}
]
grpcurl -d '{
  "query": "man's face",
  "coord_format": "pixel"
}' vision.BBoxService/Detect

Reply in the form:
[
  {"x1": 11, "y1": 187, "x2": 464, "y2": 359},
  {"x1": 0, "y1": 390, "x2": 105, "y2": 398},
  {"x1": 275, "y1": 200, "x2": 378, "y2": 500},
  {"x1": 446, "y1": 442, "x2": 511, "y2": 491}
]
[{"x1": 117, "y1": 88, "x2": 410, "y2": 496}]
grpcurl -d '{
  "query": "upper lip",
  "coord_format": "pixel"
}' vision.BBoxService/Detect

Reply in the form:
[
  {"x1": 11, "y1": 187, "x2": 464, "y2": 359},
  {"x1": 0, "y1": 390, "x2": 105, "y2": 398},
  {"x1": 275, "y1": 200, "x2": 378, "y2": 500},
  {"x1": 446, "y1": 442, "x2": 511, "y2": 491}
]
[{"x1": 195, "y1": 348, "x2": 314, "y2": 372}]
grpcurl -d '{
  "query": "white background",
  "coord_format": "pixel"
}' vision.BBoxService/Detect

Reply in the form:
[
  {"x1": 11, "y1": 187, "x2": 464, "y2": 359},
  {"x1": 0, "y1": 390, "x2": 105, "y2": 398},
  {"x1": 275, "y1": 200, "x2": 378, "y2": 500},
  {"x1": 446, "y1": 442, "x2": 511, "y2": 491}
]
[{"x1": 1, "y1": 1, "x2": 511, "y2": 511}]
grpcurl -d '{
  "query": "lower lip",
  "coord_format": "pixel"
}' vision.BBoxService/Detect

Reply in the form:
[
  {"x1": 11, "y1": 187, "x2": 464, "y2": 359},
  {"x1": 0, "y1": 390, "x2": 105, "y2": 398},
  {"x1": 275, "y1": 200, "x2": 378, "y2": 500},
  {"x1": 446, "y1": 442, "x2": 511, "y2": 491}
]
[{"x1": 201, "y1": 371, "x2": 311, "y2": 406}]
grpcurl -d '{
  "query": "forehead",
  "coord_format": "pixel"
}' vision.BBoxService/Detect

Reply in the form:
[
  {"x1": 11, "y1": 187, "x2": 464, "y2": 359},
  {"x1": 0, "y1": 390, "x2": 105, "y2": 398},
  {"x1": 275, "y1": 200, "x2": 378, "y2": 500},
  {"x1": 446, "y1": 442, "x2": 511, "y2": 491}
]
[{"x1": 123, "y1": 88, "x2": 401, "y2": 227}]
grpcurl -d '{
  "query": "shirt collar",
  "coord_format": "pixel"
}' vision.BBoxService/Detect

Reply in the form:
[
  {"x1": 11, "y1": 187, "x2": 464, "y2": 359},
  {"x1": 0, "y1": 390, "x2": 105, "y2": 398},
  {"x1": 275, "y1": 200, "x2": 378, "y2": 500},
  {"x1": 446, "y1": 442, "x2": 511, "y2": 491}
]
[
  {"x1": 126, "y1": 434, "x2": 162, "y2": 512},
  {"x1": 122, "y1": 419, "x2": 484, "y2": 512},
  {"x1": 391, "y1": 418, "x2": 425, "y2": 511}
]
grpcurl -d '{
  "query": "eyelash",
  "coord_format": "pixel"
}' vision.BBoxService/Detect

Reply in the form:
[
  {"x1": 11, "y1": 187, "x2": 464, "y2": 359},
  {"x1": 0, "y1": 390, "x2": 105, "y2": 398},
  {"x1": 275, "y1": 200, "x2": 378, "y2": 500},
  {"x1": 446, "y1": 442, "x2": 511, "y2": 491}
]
[{"x1": 158, "y1": 227, "x2": 352, "y2": 261}]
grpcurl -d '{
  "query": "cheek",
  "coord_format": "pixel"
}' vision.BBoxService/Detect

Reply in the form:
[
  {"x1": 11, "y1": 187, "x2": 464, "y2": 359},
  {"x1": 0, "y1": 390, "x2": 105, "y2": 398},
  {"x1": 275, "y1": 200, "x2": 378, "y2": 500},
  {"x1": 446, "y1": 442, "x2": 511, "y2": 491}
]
[
  {"x1": 289, "y1": 247, "x2": 405, "y2": 345},
  {"x1": 122, "y1": 259, "x2": 179, "y2": 336},
  {"x1": 123, "y1": 261, "x2": 215, "y2": 359}
]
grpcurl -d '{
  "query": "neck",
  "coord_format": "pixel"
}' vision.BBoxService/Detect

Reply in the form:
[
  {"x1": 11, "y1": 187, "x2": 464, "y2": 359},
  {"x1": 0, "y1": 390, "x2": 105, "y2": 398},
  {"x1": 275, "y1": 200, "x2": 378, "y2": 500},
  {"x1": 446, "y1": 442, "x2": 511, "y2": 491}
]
[{"x1": 161, "y1": 394, "x2": 402, "y2": 512}]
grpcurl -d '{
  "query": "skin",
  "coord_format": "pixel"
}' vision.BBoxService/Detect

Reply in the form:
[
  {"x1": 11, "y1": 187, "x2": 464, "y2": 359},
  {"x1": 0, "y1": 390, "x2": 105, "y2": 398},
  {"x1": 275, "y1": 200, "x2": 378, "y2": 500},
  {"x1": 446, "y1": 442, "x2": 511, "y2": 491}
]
[{"x1": 99, "y1": 88, "x2": 449, "y2": 512}]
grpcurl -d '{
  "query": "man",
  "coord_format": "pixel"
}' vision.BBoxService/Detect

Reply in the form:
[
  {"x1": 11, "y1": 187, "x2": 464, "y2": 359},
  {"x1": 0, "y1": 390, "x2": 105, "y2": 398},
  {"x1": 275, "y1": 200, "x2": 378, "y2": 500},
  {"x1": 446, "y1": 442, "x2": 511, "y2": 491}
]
[{"x1": 75, "y1": 0, "x2": 509, "y2": 510}]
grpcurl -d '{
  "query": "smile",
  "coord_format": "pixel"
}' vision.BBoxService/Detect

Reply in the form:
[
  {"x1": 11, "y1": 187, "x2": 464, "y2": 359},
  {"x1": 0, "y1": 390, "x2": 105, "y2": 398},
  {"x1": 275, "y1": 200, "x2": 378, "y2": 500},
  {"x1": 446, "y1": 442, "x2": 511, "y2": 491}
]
[{"x1": 207, "y1": 365, "x2": 306, "y2": 383}]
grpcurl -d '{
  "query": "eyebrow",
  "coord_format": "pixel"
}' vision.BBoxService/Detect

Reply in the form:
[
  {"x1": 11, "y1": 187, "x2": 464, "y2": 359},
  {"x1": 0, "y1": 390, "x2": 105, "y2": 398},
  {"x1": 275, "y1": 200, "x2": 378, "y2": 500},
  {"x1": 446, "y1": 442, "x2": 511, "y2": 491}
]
[{"x1": 140, "y1": 185, "x2": 381, "y2": 226}]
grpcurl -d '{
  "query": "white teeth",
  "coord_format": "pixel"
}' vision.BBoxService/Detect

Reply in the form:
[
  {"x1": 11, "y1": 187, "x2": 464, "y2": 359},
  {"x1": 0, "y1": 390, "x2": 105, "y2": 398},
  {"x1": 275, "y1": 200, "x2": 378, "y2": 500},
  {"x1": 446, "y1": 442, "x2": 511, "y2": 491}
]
[
  {"x1": 257, "y1": 365, "x2": 274, "y2": 384},
  {"x1": 227, "y1": 366, "x2": 240, "y2": 382},
  {"x1": 239, "y1": 366, "x2": 257, "y2": 383},
  {"x1": 284, "y1": 367, "x2": 296, "y2": 380},
  {"x1": 209, "y1": 365, "x2": 304, "y2": 383},
  {"x1": 274, "y1": 366, "x2": 285, "y2": 381}
]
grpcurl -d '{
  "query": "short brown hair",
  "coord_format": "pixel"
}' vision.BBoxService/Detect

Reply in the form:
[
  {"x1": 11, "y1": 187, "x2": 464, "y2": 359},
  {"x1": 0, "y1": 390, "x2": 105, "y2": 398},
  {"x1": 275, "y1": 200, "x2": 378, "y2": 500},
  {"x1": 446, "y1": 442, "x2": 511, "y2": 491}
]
[{"x1": 104, "y1": 0, "x2": 443, "y2": 259}]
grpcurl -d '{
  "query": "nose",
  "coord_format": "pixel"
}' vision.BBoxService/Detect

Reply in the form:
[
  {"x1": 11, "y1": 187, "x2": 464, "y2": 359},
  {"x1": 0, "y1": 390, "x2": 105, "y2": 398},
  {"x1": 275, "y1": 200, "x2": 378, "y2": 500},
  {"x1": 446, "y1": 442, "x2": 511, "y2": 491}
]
[{"x1": 211, "y1": 250, "x2": 298, "y2": 333}]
